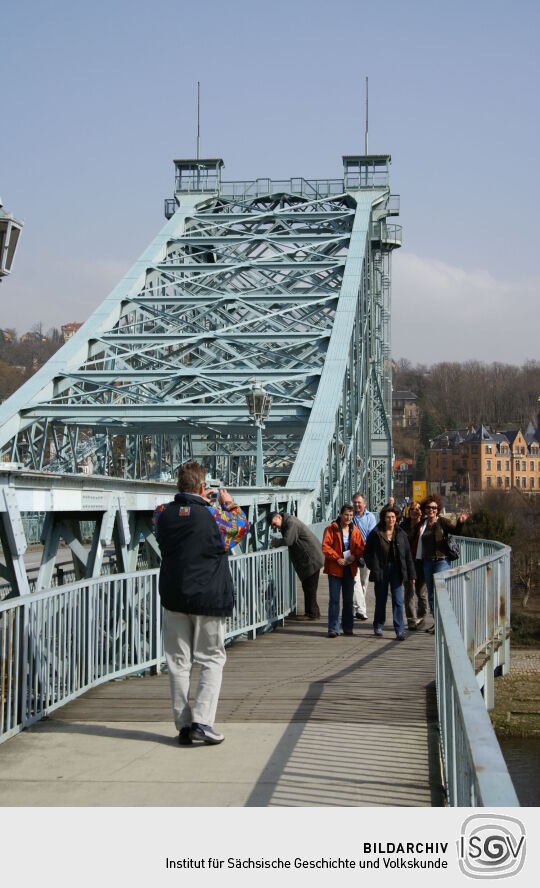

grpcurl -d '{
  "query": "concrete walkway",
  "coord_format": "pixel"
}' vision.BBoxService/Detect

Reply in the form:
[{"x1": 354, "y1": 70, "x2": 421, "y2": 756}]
[{"x1": 0, "y1": 584, "x2": 445, "y2": 807}]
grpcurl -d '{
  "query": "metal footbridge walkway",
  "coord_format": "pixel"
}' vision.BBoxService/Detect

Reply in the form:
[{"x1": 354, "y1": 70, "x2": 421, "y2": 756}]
[
  {"x1": 0, "y1": 153, "x2": 519, "y2": 805},
  {"x1": 1, "y1": 581, "x2": 445, "y2": 807}
]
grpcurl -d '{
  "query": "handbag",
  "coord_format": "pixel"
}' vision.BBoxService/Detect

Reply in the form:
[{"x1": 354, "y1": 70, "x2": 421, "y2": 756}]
[{"x1": 443, "y1": 533, "x2": 460, "y2": 562}]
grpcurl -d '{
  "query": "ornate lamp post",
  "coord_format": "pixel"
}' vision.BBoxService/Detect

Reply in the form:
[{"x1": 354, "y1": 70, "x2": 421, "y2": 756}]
[
  {"x1": 0, "y1": 198, "x2": 23, "y2": 282},
  {"x1": 245, "y1": 380, "x2": 272, "y2": 486}
]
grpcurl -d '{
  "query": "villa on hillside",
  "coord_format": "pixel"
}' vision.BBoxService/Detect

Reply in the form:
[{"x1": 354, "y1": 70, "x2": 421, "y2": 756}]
[{"x1": 427, "y1": 416, "x2": 540, "y2": 493}]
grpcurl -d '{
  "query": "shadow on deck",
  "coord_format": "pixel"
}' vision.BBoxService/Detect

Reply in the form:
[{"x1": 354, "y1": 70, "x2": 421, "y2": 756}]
[{"x1": 0, "y1": 582, "x2": 445, "y2": 807}]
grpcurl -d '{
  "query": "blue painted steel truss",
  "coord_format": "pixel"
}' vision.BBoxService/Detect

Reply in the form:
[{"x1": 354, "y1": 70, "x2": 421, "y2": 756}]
[{"x1": 0, "y1": 156, "x2": 400, "y2": 519}]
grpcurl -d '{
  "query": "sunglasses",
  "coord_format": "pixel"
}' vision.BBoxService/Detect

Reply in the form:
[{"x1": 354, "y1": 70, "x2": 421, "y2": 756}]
[{"x1": 425, "y1": 506, "x2": 438, "y2": 511}]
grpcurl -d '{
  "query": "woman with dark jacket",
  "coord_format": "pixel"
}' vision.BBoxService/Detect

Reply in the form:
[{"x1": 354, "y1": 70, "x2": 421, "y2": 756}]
[
  {"x1": 322, "y1": 504, "x2": 365, "y2": 638},
  {"x1": 363, "y1": 505, "x2": 416, "y2": 640},
  {"x1": 400, "y1": 501, "x2": 429, "y2": 630},
  {"x1": 418, "y1": 494, "x2": 468, "y2": 631}
]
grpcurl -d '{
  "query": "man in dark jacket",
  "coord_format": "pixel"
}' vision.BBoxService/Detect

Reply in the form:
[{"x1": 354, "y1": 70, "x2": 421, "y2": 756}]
[
  {"x1": 269, "y1": 512, "x2": 324, "y2": 620},
  {"x1": 154, "y1": 461, "x2": 248, "y2": 746}
]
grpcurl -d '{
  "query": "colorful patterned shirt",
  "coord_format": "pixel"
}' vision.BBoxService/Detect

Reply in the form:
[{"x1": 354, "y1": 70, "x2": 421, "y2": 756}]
[
  {"x1": 206, "y1": 502, "x2": 249, "y2": 552},
  {"x1": 153, "y1": 498, "x2": 249, "y2": 553}
]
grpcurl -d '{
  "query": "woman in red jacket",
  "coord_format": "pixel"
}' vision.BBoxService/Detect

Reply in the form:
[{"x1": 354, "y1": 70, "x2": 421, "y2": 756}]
[{"x1": 322, "y1": 504, "x2": 365, "y2": 637}]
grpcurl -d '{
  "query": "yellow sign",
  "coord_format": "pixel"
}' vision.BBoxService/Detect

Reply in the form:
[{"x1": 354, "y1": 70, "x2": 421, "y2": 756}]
[{"x1": 412, "y1": 480, "x2": 426, "y2": 501}]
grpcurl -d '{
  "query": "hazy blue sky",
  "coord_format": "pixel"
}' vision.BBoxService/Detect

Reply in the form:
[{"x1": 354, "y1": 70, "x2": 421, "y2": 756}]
[{"x1": 1, "y1": 0, "x2": 539, "y2": 363}]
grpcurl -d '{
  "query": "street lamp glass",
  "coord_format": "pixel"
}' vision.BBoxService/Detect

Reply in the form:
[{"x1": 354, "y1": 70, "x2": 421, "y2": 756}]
[{"x1": 245, "y1": 383, "x2": 272, "y2": 424}]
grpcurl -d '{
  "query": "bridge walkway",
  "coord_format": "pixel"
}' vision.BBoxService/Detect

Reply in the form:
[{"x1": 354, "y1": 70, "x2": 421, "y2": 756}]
[{"x1": 0, "y1": 582, "x2": 445, "y2": 807}]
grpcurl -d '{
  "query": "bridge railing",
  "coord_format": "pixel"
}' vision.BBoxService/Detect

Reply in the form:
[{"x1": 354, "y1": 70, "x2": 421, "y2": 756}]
[
  {"x1": 0, "y1": 547, "x2": 294, "y2": 744},
  {"x1": 434, "y1": 537, "x2": 518, "y2": 806}
]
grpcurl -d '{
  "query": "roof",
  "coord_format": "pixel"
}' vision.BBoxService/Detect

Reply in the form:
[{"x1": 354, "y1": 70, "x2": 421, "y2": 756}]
[
  {"x1": 173, "y1": 158, "x2": 224, "y2": 168},
  {"x1": 466, "y1": 424, "x2": 496, "y2": 443},
  {"x1": 430, "y1": 428, "x2": 472, "y2": 448},
  {"x1": 393, "y1": 458, "x2": 413, "y2": 471},
  {"x1": 503, "y1": 429, "x2": 520, "y2": 446},
  {"x1": 342, "y1": 154, "x2": 391, "y2": 164},
  {"x1": 392, "y1": 390, "x2": 417, "y2": 401}
]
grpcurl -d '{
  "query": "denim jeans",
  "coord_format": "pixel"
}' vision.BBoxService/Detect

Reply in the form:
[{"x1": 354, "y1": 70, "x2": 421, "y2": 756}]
[
  {"x1": 423, "y1": 558, "x2": 450, "y2": 615},
  {"x1": 328, "y1": 571, "x2": 355, "y2": 634},
  {"x1": 373, "y1": 562, "x2": 405, "y2": 636}
]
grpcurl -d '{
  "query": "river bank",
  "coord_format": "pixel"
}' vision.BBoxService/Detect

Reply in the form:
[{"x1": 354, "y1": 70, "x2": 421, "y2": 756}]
[{"x1": 490, "y1": 646, "x2": 540, "y2": 805}]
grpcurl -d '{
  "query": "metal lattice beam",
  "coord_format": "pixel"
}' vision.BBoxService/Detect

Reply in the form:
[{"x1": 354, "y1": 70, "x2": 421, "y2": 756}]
[{"x1": 0, "y1": 156, "x2": 400, "y2": 522}]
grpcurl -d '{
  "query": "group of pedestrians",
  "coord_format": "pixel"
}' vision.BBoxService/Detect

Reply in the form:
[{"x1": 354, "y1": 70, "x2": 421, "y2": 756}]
[
  {"x1": 272, "y1": 491, "x2": 468, "y2": 642},
  {"x1": 153, "y1": 461, "x2": 467, "y2": 748}
]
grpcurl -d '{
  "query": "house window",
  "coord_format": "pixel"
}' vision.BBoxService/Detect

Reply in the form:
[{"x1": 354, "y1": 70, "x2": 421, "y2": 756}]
[
  {"x1": 497, "y1": 476, "x2": 502, "y2": 487},
  {"x1": 505, "y1": 477, "x2": 510, "y2": 487},
  {"x1": 531, "y1": 461, "x2": 535, "y2": 471},
  {"x1": 516, "y1": 478, "x2": 520, "y2": 488},
  {"x1": 472, "y1": 459, "x2": 477, "y2": 469},
  {"x1": 486, "y1": 459, "x2": 491, "y2": 470},
  {"x1": 472, "y1": 445, "x2": 479, "y2": 453},
  {"x1": 485, "y1": 445, "x2": 492, "y2": 454},
  {"x1": 506, "y1": 461, "x2": 510, "y2": 471},
  {"x1": 486, "y1": 477, "x2": 492, "y2": 487},
  {"x1": 531, "y1": 478, "x2": 535, "y2": 488}
]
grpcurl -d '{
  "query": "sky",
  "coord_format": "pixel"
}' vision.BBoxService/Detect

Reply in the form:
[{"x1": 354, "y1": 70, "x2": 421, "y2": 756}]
[{"x1": 1, "y1": 0, "x2": 539, "y2": 365}]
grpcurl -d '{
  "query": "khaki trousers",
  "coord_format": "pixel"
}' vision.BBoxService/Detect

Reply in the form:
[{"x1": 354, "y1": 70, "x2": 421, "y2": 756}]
[
  {"x1": 163, "y1": 609, "x2": 226, "y2": 730},
  {"x1": 353, "y1": 564, "x2": 369, "y2": 618}
]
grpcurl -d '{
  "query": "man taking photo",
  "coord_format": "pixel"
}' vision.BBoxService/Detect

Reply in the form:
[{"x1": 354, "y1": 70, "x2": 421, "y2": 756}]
[{"x1": 154, "y1": 461, "x2": 248, "y2": 746}]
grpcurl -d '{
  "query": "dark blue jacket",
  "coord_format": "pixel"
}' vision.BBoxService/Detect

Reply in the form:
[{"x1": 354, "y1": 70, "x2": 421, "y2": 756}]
[
  {"x1": 363, "y1": 524, "x2": 416, "y2": 585},
  {"x1": 156, "y1": 492, "x2": 234, "y2": 617}
]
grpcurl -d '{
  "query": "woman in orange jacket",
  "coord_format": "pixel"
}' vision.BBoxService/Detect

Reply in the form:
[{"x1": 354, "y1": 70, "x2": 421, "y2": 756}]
[{"x1": 322, "y1": 504, "x2": 365, "y2": 637}]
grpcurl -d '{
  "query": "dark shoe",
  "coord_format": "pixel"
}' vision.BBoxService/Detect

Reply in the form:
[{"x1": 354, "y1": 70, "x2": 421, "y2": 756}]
[
  {"x1": 294, "y1": 614, "x2": 311, "y2": 621},
  {"x1": 354, "y1": 612, "x2": 362, "y2": 620},
  {"x1": 343, "y1": 631, "x2": 354, "y2": 636},
  {"x1": 425, "y1": 625, "x2": 435, "y2": 635},
  {"x1": 327, "y1": 630, "x2": 338, "y2": 638},
  {"x1": 396, "y1": 633, "x2": 405, "y2": 641},
  {"x1": 306, "y1": 614, "x2": 319, "y2": 621},
  {"x1": 374, "y1": 628, "x2": 383, "y2": 637},
  {"x1": 407, "y1": 621, "x2": 417, "y2": 631},
  {"x1": 191, "y1": 723, "x2": 225, "y2": 744},
  {"x1": 178, "y1": 727, "x2": 192, "y2": 746},
  {"x1": 358, "y1": 614, "x2": 368, "y2": 621}
]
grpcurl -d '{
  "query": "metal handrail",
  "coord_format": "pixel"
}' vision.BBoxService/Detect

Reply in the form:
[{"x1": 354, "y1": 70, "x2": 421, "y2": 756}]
[
  {"x1": 0, "y1": 547, "x2": 294, "y2": 744},
  {"x1": 434, "y1": 537, "x2": 518, "y2": 806}
]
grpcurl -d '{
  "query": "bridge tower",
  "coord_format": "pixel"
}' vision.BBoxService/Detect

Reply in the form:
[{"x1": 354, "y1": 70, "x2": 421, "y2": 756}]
[{"x1": 0, "y1": 154, "x2": 401, "y2": 520}]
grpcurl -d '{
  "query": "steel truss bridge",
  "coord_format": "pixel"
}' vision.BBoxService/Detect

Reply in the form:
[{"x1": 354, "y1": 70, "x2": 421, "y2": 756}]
[
  {"x1": 0, "y1": 156, "x2": 520, "y2": 805},
  {"x1": 0, "y1": 154, "x2": 400, "y2": 596}
]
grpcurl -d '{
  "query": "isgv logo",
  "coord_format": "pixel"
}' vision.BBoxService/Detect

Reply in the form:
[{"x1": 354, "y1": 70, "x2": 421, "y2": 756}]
[{"x1": 458, "y1": 814, "x2": 526, "y2": 879}]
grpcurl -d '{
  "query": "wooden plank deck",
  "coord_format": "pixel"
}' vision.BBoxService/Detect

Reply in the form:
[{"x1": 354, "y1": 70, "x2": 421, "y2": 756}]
[{"x1": 8, "y1": 579, "x2": 445, "y2": 807}]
